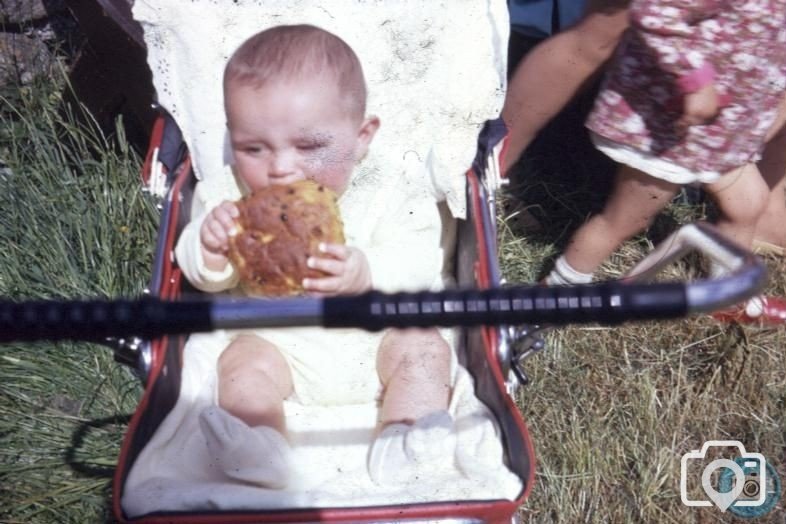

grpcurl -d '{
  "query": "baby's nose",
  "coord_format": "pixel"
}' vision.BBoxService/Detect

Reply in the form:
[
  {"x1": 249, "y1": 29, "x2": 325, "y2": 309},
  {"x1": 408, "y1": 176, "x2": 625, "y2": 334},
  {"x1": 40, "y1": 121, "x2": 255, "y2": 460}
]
[{"x1": 269, "y1": 150, "x2": 297, "y2": 178}]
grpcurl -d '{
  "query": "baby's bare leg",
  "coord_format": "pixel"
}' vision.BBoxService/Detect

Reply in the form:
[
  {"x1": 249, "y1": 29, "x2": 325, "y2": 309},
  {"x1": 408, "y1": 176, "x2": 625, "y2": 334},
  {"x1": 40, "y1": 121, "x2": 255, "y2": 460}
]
[
  {"x1": 562, "y1": 164, "x2": 679, "y2": 274},
  {"x1": 217, "y1": 334, "x2": 294, "y2": 433},
  {"x1": 704, "y1": 163, "x2": 770, "y2": 251},
  {"x1": 502, "y1": 1, "x2": 629, "y2": 173},
  {"x1": 376, "y1": 328, "x2": 452, "y2": 428}
]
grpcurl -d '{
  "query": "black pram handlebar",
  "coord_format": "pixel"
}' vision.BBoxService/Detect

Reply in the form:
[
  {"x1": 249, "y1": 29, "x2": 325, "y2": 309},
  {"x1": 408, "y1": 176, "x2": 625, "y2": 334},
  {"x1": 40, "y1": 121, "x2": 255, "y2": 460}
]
[
  {"x1": 0, "y1": 284, "x2": 681, "y2": 343},
  {"x1": 0, "y1": 276, "x2": 760, "y2": 344},
  {"x1": 0, "y1": 223, "x2": 767, "y2": 343},
  {"x1": 321, "y1": 283, "x2": 688, "y2": 330}
]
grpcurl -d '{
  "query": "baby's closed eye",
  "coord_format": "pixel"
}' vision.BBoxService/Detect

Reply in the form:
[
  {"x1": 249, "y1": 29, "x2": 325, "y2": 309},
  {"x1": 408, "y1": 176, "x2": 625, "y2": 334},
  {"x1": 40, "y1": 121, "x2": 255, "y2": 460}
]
[
  {"x1": 243, "y1": 145, "x2": 267, "y2": 154},
  {"x1": 297, "y1": 140, "x2": 328, "y2": 151}
]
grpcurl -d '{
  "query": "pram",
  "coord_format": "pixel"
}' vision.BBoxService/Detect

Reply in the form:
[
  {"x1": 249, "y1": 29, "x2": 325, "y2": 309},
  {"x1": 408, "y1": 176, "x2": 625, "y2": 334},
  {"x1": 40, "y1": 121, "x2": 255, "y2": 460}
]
[{"x1": 0, "y1": 1, "x2": 768, "y2": 523}]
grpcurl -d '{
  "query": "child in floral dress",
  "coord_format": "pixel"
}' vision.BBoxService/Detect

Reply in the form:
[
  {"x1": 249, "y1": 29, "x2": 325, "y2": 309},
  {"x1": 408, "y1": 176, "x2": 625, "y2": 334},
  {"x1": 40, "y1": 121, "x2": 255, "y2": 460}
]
[{"x1": 545, "y1": 1, "x2": 786, "y2": 295}]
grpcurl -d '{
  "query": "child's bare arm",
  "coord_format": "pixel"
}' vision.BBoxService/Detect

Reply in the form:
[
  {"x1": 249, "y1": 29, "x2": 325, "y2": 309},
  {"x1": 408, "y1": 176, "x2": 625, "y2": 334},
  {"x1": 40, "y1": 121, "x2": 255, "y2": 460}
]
[
  {"x1": 303, "y1": 243, "x2": 372, "y2": 295},
  {"x1": 174, "y1": 200, "x2": 240, "y2": 293},
  {"x1": 200, "y1": 201, "x2": 239, "y2": 272}
]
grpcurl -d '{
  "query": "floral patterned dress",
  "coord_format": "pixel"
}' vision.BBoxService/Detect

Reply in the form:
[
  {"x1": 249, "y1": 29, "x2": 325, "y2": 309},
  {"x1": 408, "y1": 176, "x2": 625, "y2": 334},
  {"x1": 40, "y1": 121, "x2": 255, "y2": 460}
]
[{"x1": 587, "y1": 0, "x2": 786, "y2": 180}]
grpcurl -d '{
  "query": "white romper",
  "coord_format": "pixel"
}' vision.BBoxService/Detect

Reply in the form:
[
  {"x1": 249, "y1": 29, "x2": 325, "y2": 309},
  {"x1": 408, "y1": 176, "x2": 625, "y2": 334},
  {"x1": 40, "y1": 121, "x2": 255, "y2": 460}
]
[{"x1": 175, "y1": 170, "x2": 450, "y2": 405}]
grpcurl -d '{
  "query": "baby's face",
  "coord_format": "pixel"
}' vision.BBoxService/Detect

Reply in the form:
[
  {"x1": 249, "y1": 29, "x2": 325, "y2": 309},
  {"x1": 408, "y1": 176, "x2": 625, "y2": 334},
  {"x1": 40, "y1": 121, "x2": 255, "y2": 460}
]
[{"x1": 225, "y1": 77, "x2": 377, "y2": 195}]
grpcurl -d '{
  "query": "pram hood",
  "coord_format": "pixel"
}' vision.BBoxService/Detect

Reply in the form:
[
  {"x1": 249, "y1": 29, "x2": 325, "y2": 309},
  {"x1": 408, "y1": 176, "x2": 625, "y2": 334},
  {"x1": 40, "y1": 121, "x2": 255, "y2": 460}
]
[{"x1": 132, "y1": 0, "x2": 510, "y2": 220}]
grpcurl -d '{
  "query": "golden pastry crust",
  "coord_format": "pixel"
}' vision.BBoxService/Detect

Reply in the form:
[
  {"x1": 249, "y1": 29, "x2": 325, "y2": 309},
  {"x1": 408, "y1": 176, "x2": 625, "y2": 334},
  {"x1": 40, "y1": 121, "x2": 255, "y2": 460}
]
[{"x1": 228, "y1": 180, "x2": 345, "y2": 296}]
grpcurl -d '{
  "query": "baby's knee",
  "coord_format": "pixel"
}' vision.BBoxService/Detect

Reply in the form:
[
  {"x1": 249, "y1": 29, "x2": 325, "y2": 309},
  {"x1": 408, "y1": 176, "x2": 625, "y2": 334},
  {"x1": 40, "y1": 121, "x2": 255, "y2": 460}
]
[
  {"x1": 218, "y1": 335, "x2": 292, "y2": 394},
  {"x1": 378, "y1": 328, "x2": 452, "y2": 375}
]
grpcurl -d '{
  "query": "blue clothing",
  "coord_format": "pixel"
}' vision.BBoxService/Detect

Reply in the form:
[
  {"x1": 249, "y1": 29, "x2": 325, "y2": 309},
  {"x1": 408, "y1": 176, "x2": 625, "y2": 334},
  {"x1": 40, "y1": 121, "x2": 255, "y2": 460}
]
[{"x1": 508, "y1": 0, "x2": 586, "y2": 37}]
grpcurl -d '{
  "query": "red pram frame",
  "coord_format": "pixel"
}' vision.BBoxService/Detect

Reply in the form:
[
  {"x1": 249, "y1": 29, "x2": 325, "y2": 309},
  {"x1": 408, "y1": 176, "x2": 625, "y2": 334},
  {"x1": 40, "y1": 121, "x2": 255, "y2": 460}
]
[{"x1": 112, "y1": 110, "x2": 537, "y2": 524}]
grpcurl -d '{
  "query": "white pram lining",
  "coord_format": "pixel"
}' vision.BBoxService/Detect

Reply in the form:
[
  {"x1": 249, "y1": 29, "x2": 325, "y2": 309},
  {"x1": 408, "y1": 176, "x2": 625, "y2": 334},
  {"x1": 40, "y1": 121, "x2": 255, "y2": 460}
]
[
  {"x1": 122, "y1": 331, "x2": 522, "y2": 516},
  {"x1": 121, "y1": 0, "x2": 524, "y2": 517}
]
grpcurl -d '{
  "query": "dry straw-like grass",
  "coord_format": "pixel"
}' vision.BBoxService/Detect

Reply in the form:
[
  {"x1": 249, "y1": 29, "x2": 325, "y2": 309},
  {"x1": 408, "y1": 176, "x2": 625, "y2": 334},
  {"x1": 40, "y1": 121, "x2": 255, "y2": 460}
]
[{"x1": 502, "y1": 114, "x2": 786, "y2": 523}]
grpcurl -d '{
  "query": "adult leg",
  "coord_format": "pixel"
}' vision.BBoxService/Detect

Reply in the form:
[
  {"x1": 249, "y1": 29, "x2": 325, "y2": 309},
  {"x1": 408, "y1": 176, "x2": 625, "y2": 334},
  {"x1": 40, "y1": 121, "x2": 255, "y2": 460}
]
[
  {"x1": 753, "y1": 97, "x2": 786, "y2": 251},
  {"x1": 501, "y1": 0, "x2": 630, "y2": 173},
  {"x1": 217, "y1": 334, "x2": 294, "y2": 433},
  {"x1": 376, "y1": 328, "x2": 452, "y2": 428},
  {"x1": 559, "y1": 164, "x2": 679, "y2": 276}
]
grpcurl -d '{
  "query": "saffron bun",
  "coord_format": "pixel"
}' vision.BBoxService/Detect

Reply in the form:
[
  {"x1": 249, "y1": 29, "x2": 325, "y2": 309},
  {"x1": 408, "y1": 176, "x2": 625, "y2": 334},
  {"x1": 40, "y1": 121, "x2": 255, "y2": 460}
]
[{"x1": 228, "y1": 180, "x2": 344, "y2": 296}]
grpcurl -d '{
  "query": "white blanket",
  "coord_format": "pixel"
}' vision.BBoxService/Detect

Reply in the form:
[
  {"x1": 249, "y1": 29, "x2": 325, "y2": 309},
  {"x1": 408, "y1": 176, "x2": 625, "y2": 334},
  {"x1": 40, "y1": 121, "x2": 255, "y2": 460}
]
[{"x1": 132, "y1": 0, "x2": 509, "y2": 219}]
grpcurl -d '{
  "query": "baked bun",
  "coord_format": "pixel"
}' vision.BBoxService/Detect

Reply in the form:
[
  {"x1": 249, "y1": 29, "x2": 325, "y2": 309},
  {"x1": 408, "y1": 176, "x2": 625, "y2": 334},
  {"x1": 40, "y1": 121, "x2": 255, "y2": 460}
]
[{"x1": 228, "y1": 180, "x2": 345, "y2": 296}]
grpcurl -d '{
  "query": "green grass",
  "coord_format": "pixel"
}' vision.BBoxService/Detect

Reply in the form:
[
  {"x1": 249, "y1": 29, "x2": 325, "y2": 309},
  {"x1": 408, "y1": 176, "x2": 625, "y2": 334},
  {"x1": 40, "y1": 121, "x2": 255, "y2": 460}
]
[{"x1": 0, "y1": 69, "x2": 157, "y2": 522}]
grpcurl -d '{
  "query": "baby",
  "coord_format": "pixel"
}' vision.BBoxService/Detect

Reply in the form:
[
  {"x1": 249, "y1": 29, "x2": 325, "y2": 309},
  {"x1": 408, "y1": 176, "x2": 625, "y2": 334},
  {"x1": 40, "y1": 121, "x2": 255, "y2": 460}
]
[{"x1": 174, "y1": 24, "x2": 455, "y2": 487}]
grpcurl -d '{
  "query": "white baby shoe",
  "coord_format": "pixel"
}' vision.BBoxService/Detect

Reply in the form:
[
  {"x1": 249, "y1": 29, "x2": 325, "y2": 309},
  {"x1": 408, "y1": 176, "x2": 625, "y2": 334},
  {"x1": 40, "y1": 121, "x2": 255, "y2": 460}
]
[
  {"x1": 368, "y1": 410, "x2": 457, "y2": 485},
  {"x1": 199, "y1": 407, "x2": 292, "y2": 488}
]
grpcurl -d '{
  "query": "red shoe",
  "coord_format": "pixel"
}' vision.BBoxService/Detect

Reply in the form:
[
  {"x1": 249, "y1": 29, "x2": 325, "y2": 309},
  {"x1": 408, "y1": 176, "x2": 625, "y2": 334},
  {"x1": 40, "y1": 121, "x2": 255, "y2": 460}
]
[{"x1": 711, "y1": 296, "x2": 786, "y2": 325}]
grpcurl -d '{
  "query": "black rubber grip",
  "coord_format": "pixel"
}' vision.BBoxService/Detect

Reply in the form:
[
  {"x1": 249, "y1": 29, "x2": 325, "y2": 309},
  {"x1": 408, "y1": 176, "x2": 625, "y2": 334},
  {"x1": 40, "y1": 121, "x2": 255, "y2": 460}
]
[
  {"x1": 0, "y1": 297, "x2": 213, "y2": 343},
  {"x1": 0, "y1": 282, "x2": 688, "y2": 342},
  {"x1": 323, "y1": 282, "x2": 688, "y2": 330}
]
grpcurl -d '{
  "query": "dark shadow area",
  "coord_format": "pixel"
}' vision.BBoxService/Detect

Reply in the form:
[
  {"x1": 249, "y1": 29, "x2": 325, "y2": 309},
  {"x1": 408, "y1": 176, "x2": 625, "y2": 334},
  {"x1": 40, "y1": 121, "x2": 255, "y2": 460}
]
[
  {"x1": 41, "y1": 0, "x2": 81, "y2": 57},
  {"x1": 65, "y1": 412, "x2": 132, "y2": 478},
  {"x1": 65, "y1": 413, "x2": 134, "y2": 522},
  {"x1": 63, "y1": 0, "x2": 155, "y2": 153}
]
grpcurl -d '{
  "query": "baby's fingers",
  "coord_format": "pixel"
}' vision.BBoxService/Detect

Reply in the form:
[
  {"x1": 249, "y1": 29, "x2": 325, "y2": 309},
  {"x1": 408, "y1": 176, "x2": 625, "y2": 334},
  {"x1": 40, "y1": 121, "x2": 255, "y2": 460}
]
[
  {"x1": 203, "y1": 219, "x2": 231, "y2": 252},
  {"x1": 307, "y1": 256, "x2": 344, "y2": 276},
  {"x1": 213, "y1": 202, "x2": 240, "y2": 235},
  {"x1": 318, "y1": 243, "x2": 349, "y2": 260},
  {"x1": 303, "y1": 276, "x2": 341, "y2": 294}
]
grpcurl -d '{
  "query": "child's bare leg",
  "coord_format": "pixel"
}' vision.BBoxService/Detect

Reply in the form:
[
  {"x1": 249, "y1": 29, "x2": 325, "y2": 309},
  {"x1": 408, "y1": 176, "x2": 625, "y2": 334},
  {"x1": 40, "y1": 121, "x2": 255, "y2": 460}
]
[
  {"x1": 502, "y1": 2, "x2": 629, "y2": 173},
  {"x1": 217, "y1": 334, "x2": 294, "y2": 433},
  {"x1": 561, "y1": 165, "x2": 679, "y2": 275},
  {"x1": 704, "y1": 164, "x2": 770, "y2": 252},
  {"x1": 376, "y1": 328, "x2": 451, "y2": 428}
]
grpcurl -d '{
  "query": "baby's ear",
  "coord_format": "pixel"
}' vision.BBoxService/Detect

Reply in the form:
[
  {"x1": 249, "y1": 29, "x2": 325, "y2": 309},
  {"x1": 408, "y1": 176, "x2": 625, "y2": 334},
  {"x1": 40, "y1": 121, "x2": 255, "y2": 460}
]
[{"x1": 354, "y1": 115, "x2": 380, "y2": 161}]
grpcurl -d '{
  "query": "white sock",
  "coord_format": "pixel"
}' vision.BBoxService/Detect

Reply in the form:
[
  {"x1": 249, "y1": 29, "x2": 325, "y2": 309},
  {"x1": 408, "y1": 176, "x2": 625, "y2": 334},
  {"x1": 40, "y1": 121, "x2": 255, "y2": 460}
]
[
  {"x1": 368, "y1": 410, "x2": 456, "y2": 485},
  {"x1": 199, "y1": 407, "x2": 291, "y2": 488},
  {"x1": 545, "y1": 255, "x2": 594, "y2": 286},
  {"x1": 454, "y1": 413, "x2": 504, "y2": 478}
]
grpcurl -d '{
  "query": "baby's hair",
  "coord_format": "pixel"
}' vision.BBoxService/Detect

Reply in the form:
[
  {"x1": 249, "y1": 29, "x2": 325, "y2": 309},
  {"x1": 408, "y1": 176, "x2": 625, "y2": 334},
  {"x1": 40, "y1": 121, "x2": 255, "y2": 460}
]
[{"x1": 224, "y1": 24, "x2": 367, "y2": 119}]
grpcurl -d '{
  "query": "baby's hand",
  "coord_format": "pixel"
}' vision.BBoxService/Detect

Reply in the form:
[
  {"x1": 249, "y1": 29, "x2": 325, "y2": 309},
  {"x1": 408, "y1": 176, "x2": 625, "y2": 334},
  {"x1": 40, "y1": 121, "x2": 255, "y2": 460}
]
[
  {"x1": 200, "y1": 201, "x2": 239, "y2": 270},
  {"x1": 679, "y1": 83, "x2": 720, "y2": 129},
  {"x1": 304, "y1": 243, "x2": 372, "y2": 295}
]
